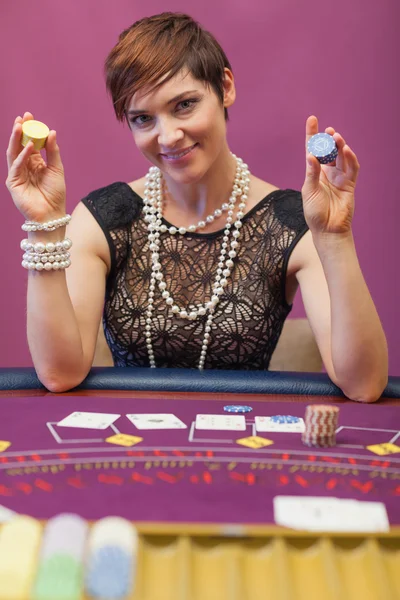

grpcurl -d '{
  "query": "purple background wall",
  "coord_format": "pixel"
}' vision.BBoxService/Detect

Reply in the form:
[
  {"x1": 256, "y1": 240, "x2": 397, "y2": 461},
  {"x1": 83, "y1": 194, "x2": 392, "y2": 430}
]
[{"x1": 1, "y1": 1, "x2": 398, "y2": 374}]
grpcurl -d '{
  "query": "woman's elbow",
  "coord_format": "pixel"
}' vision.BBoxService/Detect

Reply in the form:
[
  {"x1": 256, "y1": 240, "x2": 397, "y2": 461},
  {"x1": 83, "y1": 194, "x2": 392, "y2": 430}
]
[
  {"x1": 345, "y1": 377, "x2": 389, "y2": 404},
  {"x1": 37, "y1": 368, "x2": 88, "y2": 393}
]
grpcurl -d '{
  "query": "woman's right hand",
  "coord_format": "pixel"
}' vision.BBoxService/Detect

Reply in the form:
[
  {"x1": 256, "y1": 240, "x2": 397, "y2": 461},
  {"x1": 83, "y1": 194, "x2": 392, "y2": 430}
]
[{"x1": 5, "y1": 112, "x2": 67, "y2": 223}]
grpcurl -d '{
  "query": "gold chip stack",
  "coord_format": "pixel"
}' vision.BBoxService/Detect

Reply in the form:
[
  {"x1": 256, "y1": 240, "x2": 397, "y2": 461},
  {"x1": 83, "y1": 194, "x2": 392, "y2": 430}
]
[{"x1": 21, "y1": 120, "x2": 50, "y2": 151}]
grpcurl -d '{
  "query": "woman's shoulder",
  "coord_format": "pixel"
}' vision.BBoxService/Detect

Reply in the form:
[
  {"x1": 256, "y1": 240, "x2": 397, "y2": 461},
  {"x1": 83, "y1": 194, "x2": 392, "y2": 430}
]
[
  {"x1": 246, "y1": 175, "x2": 277, "y2": 202},
  {"x1": 81, "y1": 180, "x2": 142, "y2": 229},
  {"x1": 126, "y1": 176, "x2": 147, "y2": 199},
  {"x1": 248, "y1": 175, "x2": 300, "y2": 205},
  {"x1": 249, "y1": 175, "x2": 304, "y2": 223}
]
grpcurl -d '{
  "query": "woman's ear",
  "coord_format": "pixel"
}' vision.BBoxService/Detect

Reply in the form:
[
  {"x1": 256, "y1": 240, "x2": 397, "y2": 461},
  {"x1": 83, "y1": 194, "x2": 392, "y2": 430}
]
[{"x1": 223, "y1": 68, "x2": 236, "y2": 108}]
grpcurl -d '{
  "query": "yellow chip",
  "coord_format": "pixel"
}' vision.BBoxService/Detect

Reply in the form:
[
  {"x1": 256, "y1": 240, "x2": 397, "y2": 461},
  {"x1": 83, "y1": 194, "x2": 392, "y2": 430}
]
[
  {"x1": 106, "y1": 434, "x2": 143, "y2": 447},
  {"x1": 21, "y1": 119, "x2": 50, "y2": 151},
  {"x1": 366, "y1": 443, "x2": 400, "y2": 456},
  {"x1": 0, "y1": 515, "x2": 42, "y2": 599},
  {"x1": 0, "y1": 441, "x2": 11, "y2": 453},
  {"x1": 236, "y1": 436, "x2": 274, "y2": 449}
]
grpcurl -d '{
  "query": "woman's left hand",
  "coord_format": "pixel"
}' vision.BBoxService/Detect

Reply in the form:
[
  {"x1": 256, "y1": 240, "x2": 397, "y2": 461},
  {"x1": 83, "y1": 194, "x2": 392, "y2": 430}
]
[{"x1": 301, "y1": 115, "x2": 360, "y2": 236}]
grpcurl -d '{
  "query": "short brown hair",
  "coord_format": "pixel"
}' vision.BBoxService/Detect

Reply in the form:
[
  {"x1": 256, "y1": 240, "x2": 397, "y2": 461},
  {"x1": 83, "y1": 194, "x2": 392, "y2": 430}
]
[{"x1": 104, "y1": 12, "x2": 233, "y2": 126}]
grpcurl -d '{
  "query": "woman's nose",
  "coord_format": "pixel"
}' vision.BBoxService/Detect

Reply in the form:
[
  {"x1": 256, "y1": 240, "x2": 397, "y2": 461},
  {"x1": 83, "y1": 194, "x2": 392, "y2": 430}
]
[{"x1": 156, "y1": 119, "x2": 184, "y2": 147}]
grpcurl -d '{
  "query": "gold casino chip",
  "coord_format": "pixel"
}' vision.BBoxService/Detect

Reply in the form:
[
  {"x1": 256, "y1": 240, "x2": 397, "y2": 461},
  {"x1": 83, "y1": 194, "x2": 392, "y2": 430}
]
[{"x1": 21, "y1": 119, "x2": 50, "y2": 151}]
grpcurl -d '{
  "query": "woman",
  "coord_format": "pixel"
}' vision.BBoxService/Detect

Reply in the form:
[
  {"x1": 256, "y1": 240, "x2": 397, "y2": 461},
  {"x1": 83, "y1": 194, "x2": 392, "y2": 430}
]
[{"x1": 6, "y1": 12, "x2": 388, "y2": 399}]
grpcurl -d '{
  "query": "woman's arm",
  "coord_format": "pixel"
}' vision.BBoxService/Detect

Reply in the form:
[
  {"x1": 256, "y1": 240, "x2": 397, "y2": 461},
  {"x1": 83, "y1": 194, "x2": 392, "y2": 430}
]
[
  {"x1": 297, "y1": 229, "x2": 388, "y2": 402},
  {"x1": 299, "y1": 115, "x2": 388, "y2": 401},
  {"x1": 27, "y1": 203, "x2": 108, "y2": 392}
]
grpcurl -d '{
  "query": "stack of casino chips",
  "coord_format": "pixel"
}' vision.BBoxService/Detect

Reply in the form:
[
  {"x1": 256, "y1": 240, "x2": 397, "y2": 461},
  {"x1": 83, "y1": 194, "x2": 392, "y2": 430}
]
[
  {"x1": 32, "y1": 513, "x2": 88, "y2": 600},
  {"x1": 301, "y1": 404, "x2": 339, "y2": 447},
  {"x1": 0, "y1": 515, "x2": 42, "y2": 600},
  {"x1": 85, "y1": 516, "x2": 138, "y2": 599},
  {"x1": 307, "y1": 132, "x2": 338, "y2": 164}
]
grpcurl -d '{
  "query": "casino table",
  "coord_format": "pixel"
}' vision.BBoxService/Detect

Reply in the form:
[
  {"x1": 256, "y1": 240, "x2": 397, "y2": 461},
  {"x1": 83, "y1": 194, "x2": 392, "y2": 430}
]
[{"x1": 0, "y1": 367, "x2": 400, "y2": 599}]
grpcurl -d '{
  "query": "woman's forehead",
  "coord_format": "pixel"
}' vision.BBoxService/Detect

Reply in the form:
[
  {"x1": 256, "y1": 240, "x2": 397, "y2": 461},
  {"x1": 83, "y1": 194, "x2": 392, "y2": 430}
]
[{"x1": 128, "y1": 71, "x2": 206, "y2": 110}]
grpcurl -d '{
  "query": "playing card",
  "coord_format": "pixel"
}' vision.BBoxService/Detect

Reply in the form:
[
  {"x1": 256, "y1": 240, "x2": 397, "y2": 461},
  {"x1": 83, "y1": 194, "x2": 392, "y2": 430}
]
[
  {"x1": 273, "y1": 496, "x2": 390, "y2": 532},
  {"x1": 126, "y1": 414, "x2": 187, "y2": 430},
  {"x1": 255, "y1": 416, "x2": 305, "y2": 433},
  {"x1": 195, "y1": 414, "x2": 246, "y2": 431},
  {"x1": 57, "y1": 411, "x2": 121, "y2": 430}
]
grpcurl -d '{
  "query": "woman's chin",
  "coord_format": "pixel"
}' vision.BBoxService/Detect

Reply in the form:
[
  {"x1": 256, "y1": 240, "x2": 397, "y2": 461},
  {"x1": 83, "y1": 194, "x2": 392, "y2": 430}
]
[{"x1": 162, "y1": 168, "x2": 205, "y2": 185}]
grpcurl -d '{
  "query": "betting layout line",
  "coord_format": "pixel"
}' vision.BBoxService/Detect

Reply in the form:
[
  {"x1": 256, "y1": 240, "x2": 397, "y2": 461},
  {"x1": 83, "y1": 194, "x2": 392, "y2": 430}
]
[
  {"x1": 46, "y1": 422, "x2": 121, "y2": 444},
  {"x1": 1, "y1": 455, "x2": 399, "y2": 475},
  {"x1": 389, "y1": 432, "x2": 400, "y2": 444},
  {"x1": 189, "y1": 421, "x2": 307, "y2": 444},
  {"x1": 188, "y1": 421, "x2": 232, "y2": 443},
  {"x1": 189, "y1": 421, "x2": 400, "y2": 452},
  {"x1": 1, "y1": 445, "x2": 400, "y2": 463},
  {"x1": 45, "y1": 420, "x2": 400, "y2": 451}
]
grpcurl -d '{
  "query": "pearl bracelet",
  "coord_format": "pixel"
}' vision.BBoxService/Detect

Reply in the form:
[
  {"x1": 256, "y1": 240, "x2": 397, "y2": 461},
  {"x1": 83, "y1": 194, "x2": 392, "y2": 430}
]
[
  {"x1": 22, "y1": 259, "x2": 71, "y2": 271},
  {"x1": 21, "y1": 215, "x2": 71, "y2": 232},
  {"x1": 20, "y1": 238, "x2": 73, "y2": 253},
  {"x1": 20, "y1": 237, "x2": 72, "y2": 272},
  {"x1": 22, "y1": 252, "x2": 70, "y2": 262}
]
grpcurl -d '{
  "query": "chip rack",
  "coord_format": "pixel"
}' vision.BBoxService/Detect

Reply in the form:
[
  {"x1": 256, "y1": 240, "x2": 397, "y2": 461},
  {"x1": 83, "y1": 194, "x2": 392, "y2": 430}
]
[{"x1": 0, "y1": 520, "x2": 399, "y2": 600}]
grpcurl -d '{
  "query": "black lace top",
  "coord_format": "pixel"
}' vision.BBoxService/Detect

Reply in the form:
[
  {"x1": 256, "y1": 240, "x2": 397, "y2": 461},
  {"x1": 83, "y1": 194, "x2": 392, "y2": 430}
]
[{"x1": 81, "y1": 182, "x2": 309, "y2": 369}]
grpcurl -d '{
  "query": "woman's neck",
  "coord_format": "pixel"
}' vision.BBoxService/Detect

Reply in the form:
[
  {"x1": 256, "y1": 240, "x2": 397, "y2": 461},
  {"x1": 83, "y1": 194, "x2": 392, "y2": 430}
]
[{"x1": 162, "y1": 146, "x2": 239, "y2": 223}]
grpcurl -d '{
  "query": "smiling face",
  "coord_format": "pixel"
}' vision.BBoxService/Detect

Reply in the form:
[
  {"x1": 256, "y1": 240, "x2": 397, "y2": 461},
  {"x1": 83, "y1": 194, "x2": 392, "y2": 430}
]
[{"x1": 126, "y1": 68, "x2": 236, "y2": 185}]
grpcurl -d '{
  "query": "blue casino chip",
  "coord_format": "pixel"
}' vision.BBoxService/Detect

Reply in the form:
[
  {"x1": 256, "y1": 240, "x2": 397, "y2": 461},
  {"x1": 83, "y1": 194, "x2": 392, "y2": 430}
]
[
  {"x1": 224, "y1": 405, "x2": 253, "y2": 413},
  {"x1": 85, "y1": 545, "x2": 133, "y2": 598},
  {"x1": 307, "y1": 133, "x2": 338, "y2": 164},
  {"x1": 271, "y1": 415, "x2": 300, "y2": 424}
]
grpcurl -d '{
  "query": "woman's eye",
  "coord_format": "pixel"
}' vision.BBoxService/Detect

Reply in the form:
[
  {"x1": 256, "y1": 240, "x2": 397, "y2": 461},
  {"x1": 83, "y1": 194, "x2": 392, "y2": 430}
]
[
  {"x1": 130, "y1": 98, "x2": 199, "y2": 126},
  {"x1": 180, "y1": 99, "x2": 197, "y2": 110}
]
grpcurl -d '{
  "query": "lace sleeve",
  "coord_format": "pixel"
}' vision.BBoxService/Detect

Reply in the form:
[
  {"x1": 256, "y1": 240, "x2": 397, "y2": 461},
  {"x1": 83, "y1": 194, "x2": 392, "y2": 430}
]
[
  {"x1": 272, "y1": 189, "x2": 308, "y2": 232},
  {"x1": 271, "y1": 189, "x2": 309, "y2": 305},
  {"x1": 80, "y1": 182, "x2": 142, "y2": 286}
]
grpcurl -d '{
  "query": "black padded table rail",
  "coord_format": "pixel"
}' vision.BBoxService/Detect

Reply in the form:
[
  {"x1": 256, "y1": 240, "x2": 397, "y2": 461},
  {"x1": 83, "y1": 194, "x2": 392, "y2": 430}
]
[{"x1": 0, "y1": 367, "x2": 399, "y2": 397}]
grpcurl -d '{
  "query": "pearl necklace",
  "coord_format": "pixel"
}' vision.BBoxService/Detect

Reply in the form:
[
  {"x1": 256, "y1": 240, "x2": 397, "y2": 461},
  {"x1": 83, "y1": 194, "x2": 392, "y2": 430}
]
[
  {"x1": 143, "y1": 152, "x2": 251, "y2": 369},
  {"x1": 159, "y1": 198, "x2": 231, "y2": 234}
]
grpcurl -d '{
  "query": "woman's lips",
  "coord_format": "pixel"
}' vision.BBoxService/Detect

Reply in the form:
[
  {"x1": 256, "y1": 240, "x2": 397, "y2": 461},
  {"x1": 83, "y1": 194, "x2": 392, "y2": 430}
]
[{"x1": 162, "y1": 143, "x2": 198, "y2": 162}]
